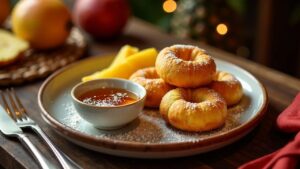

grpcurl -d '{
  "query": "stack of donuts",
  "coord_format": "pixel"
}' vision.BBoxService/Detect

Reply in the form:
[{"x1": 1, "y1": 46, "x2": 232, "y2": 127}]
[{"x1": 130, "y1": 45, "x2": 243, "y2": 132}]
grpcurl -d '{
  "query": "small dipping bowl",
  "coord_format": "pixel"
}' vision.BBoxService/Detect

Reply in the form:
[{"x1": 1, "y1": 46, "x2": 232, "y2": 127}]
[{"x1": 71, "y1": 78, "x2": 146, "y2": 130}]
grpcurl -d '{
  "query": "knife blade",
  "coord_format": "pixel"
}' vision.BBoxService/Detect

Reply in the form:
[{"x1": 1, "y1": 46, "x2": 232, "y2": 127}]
[
  {"x1": 0, "y1": 105, "x2": 57, "y2": 169},
  {"x1": 0, "y1": 105, "x2": 22, "y2": 135}
]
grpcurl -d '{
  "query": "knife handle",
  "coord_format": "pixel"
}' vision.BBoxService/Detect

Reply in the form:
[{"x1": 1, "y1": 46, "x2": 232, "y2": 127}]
[{"x1": 17, "y1": 133, "x2": 57, "y2": 169}]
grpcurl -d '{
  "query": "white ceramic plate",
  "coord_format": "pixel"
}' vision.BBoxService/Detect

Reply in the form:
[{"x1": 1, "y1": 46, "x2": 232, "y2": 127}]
[{"x1": 38, "y1": 55, "x2": 267, "y2": 158}]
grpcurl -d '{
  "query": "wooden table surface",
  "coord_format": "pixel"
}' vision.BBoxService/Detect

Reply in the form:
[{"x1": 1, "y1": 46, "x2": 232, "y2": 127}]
[{"x1": 1, "y1": 18, "x2": 300, "y2": 169}]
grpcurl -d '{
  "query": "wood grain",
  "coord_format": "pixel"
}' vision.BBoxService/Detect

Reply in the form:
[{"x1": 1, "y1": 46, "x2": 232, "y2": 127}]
[{"x1": 0, "y1": 18, "x2": 299, "y2": 169}]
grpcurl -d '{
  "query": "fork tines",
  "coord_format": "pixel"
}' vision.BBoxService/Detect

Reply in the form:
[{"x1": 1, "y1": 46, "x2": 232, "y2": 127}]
[{"x1": 0, "y1": 88, "x2": 25, "y2": 119}]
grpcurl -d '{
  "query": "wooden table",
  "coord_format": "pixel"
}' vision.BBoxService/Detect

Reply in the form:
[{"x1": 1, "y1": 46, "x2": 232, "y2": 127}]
[{"x1": 1, "y1": 18, "x2": 300, "y2": 169}]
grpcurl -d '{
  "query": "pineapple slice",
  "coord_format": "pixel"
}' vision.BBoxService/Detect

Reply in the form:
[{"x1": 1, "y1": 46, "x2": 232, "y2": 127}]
[
  {"x1": 83, "y1": 44, "x2": 139, "y2": 81},
  {"x1": 121, "y1": 48, "x2": 157, "y2": 69},
  {"x1": 82, "y1": 48, "x2": 158, "y2": 81},
  {"x1": 0, "y1": 29, "x2": 29, "y2": 67},
  {"x1": 110, "y1": 45, "x2": 139, "y2": 67}
]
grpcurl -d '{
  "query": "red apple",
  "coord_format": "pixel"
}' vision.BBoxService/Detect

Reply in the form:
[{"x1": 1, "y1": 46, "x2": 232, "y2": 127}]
[{"x1": 73, "y1": 0, "x2": 130, "y2": 40}]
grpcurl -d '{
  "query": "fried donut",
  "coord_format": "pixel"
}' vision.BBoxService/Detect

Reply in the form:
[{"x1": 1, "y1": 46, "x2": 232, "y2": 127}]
[
  {"x1": 210, "y1": 71, "x2": 243, "y2": 106},
  {"x1": 160, "y1": 88, "x2": 227, "y2": 132},
  {"x1": 130, "y1": 67, "x2": 173, "y2": 107},
  {"x1": 155, "y1": 45, "x2": 216, "y2": 88}
]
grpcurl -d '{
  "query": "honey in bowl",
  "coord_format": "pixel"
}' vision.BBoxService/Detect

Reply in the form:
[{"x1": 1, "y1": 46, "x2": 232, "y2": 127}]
[{"x1": 78, "y1": 88, "x2": 139, "y2": 107}]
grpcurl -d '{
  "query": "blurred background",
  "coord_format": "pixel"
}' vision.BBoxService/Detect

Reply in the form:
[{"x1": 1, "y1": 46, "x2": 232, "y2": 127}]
[
  {"x1": 8, "y1": 0, "x2": 300, "y2": 78},
  {"x1": 128, "y1": 0, "x2": 300, "y2": 78}
]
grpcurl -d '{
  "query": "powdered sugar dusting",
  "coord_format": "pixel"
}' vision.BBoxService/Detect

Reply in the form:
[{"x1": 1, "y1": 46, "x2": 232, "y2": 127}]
[
  {"x1": 61, "y1": 102, "x2": 82, "y2": 129},
  {"x1": 81, "y1": 92, "x2": 129, "y2": 107},
  {"x1": 54, "y1": 77, "x2": 245, "y2": 144},
  {"x1": 58, "y1": 103, "x2": 245, "y2": 143},
  {"x1": 185, "y1": 102, "x2": 198, "y2": 110},
  {"x1": 172, "y1": 44, "x2": 206, "y2": 53},
  {"x1": 162, "y1": 45, "x2": 214, "y2": 71}
]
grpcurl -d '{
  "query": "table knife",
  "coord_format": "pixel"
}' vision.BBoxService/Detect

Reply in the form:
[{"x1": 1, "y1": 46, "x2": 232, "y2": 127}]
[{"x1": 0, "y1": 105, "x2": 57, "y2": 169}]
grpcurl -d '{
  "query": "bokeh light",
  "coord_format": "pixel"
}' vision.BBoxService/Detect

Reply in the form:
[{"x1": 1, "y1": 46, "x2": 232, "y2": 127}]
[
  {"x1": 216, "y1": 23, "x2": 228, "y2": 35},
  {"x1": 163, "y1": 0, "x2": 177, "y2": 13}
]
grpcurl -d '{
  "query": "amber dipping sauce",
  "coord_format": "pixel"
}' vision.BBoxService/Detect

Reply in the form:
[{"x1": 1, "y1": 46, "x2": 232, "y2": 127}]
[{"x1": 78, "y1": 88, "x2": 139, "y2": 107}]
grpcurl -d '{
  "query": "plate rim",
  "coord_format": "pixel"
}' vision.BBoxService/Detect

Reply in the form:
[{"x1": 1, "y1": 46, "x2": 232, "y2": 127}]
[{"x1": 38, "y1": 55, "x2": 268, "y2": 152}]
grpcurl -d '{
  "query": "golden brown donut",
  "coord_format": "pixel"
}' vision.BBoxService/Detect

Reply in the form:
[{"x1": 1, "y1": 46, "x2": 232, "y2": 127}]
[
  {"x1": 210, "y1": 71, "x2": 243, "y2": 106},
  {"x1": 155, "y1": 45, "x2": 216, "y2": 88},
  {"x1": 130, "y1": 67, "x2": 173, "y2": 107},
  {"x1": 160, "y1": 88, "x2": 227, "y2": 132}
]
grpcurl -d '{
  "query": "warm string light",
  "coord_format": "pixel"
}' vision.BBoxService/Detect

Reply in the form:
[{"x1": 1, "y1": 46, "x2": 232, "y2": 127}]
[
  {"x1": 216, "y1": 23, "x2": 228, "y2": 35},
  {"x1": 163, "y1": 0, "x2": 177, "y2": 13}
]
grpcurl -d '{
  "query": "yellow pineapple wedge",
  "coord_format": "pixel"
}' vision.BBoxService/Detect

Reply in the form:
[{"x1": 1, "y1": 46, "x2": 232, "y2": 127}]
[
  {"x1": 82, "y1": 45, "x2": 139, "y2": 81},
  {"x1": 85, "y1": 45, "x2": 139, "y2": 80},
  {"x1": 82, "y1": 47, "x2": 158, "y2": 81},
  {"x1": 110, "y1": 45, "x2": 139, "y2": 67},
  {"x1": 0, "y1": 29, "x2": 29, "y2": 67}
]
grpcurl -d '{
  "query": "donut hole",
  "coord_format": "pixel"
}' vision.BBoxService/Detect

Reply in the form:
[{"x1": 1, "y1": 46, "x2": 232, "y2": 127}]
[
  {"x1": 172, "y1": 47, "x2": 205, "y2": 61},
  {"x1": 191, "y1": 95, "x2": 207, "y2": 104},
  {"x1": 189, "y1": 89, "x2": 217, "y2": 104},
  {"x1": 184, "y1": 97, "x2": 199, "y2": 104},
  {"x1": 174, "y1": 48, "x2": 192, "y2": 61},
  {"x1": 181, "y1": 89, "x2": 205, "y2": 104}
]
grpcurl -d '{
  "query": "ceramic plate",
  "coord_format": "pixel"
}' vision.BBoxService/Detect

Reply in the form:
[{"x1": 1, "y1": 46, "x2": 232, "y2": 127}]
[{"x1": 38, "y1": 55, "x2": 267, "y2": 158}]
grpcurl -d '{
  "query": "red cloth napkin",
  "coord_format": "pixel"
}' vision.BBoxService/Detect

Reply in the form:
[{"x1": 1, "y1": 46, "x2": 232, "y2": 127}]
[{"x1": 239, "y1": 93, "x2": 300, "y2": 169}]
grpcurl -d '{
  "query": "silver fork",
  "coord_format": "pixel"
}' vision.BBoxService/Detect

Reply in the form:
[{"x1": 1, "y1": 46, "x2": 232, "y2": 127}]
[
  {"x1": 2, "y1": 89, "x2": 81, "y2": 169},
  {"x1": 0, "y1": 95, "x2": 55, "y2": 169}
]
